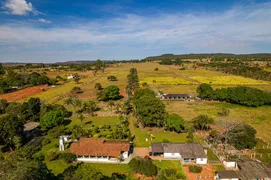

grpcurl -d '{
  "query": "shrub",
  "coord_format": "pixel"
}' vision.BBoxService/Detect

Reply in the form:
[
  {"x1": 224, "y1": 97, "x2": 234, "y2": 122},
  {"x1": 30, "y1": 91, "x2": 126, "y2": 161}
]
[
  {"x1": 71, "y1": 87, "x2": 83, "y2": 94},
  {"x1": 41, "y1": 138, "x2": 51, "y2": 146},
  {"x1": 154, "y1": 68, "x2": 158, "y2": 71},
  {"x1": 33, "y1": 153, "x2": 45, "y2": 161},
  {"x1": 189, "y1": 165, "x2": 202, "y2": 173},
  {"x1": 46, "y1": 151, "x2": 59, "y2": 161},
  {"x1": 48, "y1": 125, "x2": 70, "y2": 138},
  {"x1": 218, "y1": 108, "x2": 230, "y2": 116},
  {"x1": 59, "y1": 152, "x2": 76, "y2": 163},
  {"x1": 107, "y1": 75, "x2": 117, "y2": 81},
  {"x1": 94, "y1": 83, "x2": 103, "y2": 90},
  {"x1": 128, "y1": 157, "x2": 157, "y2": 177},
  {"x1": 163, "y1": 139, "x2": 169, "y2": 143}
]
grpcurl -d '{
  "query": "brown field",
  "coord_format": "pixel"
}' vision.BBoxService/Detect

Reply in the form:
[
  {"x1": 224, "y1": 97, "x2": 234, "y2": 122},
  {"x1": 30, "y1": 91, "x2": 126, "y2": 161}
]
[{"x1": 0, "y1": 85, "x2": 50, "y2": 101}]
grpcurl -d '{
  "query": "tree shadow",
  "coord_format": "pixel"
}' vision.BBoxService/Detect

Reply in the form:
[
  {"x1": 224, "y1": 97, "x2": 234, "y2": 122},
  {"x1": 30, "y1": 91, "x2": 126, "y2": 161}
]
[
  {"x1": 85, "y1": 121, "x2": 92, "y2": 125},
  {"x1": 63, "y1": 119, "x2": 72, "y2": 126}
]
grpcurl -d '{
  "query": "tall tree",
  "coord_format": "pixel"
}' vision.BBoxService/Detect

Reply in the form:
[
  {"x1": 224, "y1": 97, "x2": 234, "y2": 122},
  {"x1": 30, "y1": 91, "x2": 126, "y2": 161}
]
[
  {"x1": 192, "y1": 115, "x2": 214, "y2": 131},
  {"x1": 127, "y1": 68, "x2": 139, "y2": 96},
  {"x1": 27, "y1": 98, "x2": 41, "y2": 121},
  {"x1": 0, "y1": 115, "x2": 24, "y2": 148}
]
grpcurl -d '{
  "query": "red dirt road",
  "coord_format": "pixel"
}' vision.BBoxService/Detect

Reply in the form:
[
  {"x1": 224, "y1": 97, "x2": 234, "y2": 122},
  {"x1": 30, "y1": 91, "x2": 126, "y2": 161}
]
[{"x1": 0, "y1": 85, "x2": 50, "y2": 101}]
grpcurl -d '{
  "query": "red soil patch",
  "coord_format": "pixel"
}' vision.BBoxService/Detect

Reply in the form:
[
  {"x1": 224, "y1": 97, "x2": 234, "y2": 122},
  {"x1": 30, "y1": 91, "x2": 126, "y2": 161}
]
[
  {"x1": 184, "y1": 164, "x2": 214, "y2": 180},
  {"x1": 0, "y1": 85, "x2": 50, "y2": 101}
]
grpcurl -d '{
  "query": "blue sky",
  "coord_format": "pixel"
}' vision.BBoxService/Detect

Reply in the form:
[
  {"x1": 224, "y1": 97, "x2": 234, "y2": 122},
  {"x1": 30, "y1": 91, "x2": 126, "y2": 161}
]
[{"x1": 0, "y1": 0, "x2": 271, "y2": 62}]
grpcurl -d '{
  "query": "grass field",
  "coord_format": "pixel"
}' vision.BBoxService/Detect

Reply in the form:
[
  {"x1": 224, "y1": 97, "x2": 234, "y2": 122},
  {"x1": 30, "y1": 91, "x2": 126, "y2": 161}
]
[
  {"x1": 140, "y1": 77, "x2": 194, "y2": 85},
  {"x1": 165, "y1": 101, "x2": 271, "y2": 141},
  {"x1": 178, "y1": 69, "x2": 269, "y2": 85}
]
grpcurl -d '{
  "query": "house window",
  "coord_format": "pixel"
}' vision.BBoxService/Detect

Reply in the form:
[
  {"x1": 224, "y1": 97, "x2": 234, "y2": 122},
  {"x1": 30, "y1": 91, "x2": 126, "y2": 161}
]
[
  {"x1": 201, "y1": 158, "x2": 203, "y2": 161},
  {"x1": 171, "y1": 153, "x2": 174, "y2": 156}
]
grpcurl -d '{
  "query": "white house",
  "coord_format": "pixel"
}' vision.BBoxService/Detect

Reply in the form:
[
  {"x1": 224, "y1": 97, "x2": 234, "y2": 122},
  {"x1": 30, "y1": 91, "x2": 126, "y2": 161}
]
[
  {"x1": 151, "y1": 142, "x2": 207, "y2": 165},
  {"x1": 70, "y1": 138, "x2": 131, "y2": 163}
]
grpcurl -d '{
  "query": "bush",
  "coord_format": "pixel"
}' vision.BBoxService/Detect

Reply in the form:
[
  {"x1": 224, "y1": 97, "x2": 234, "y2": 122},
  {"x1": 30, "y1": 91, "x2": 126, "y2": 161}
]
[
  {"x1": 218, "y1": 108, "x2": 230, "y2": 116},
  {"x1": 59, "y1": 152, "x2": 76, "y2": 163},
  {"x1": 48, "y1": 125, "x2": 70, "y2": 138},
  {"x1": 107, "y1": 75, "x2": 117, "y2": 81},
  {"x1": 71, "y1": 87, "x2": 83, "y2": 94},
  {"x1": 163, "y1": 139, "x2": 169, "y2": 143},
  {"x1": 154, "y1": 68, "x2": 158, "y2": 71},
  {"x1": 41, "y1": 138, "x2": 51, "y2": 146},
  {"x1": 128, "y1": 157, "x2": 158, "y2": 177},
  {"x1": 33, "y1": 153, "x2": 45, "y2": 161},
  {"x1": 189, "y1": 165, "x2": 202, "y2": 173},
  {"x1": 46, "y1": 151, "x2": 59, "y2": 161}
]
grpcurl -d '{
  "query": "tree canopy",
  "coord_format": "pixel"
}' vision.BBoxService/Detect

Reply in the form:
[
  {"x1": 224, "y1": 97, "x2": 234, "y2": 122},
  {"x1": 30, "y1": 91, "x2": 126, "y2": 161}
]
[
  {"x1": 97, "y1": 85, "x2": 121, "y2": 101},
  {"x1": 165, "y1": 114, "x2": 185, "y2": 133},
  {"x1": 192, "y1": 115, "x2": 214, "y2": 131},
  {"x1": 133, "y1": 88, "x2": 167, "y2": 127},
  {"x1": 40, "y1": 110, "x2": 64, "y2": 131},
  {"x1": 228, "y1": 124, "x2": 257, "y2": 149}
]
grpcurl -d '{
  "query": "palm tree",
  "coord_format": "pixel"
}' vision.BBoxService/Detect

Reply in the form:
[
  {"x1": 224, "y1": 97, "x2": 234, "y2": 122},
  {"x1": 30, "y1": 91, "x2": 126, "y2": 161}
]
[{"x1": 78, "y1": 113, "x2": 85, "y2": 125}]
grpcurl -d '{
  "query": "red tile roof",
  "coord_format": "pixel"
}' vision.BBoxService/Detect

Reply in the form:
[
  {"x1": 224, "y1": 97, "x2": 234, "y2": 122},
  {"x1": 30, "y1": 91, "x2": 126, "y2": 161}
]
[{"x1": 70, "y1": 138, "x2": 130, "y2": 157}]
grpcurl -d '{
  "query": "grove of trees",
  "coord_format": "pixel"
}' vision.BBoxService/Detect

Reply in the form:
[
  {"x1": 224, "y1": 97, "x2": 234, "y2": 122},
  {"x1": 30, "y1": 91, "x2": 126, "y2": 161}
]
[{"x1": 197, "y1": 83, "x2": 271, "y2": 107}]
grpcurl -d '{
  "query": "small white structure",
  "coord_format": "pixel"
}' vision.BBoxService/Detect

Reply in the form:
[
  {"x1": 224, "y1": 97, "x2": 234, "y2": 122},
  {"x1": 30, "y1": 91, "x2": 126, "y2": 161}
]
[
  {"x1": 151, "y1": 142, "x2": 207, "y2": 165},
  {"x1": 223, "y1": 160, "x2": 237, "y2": 169},
  {"x1": 59, "y1": 135, "x2": 71, "y2": 151},
  {"x1": 67, "y1": 74, "x2": 76, "y2": 79},
  {"x1": 70, "y1": 138, "x2": 131, "y2": 163}
]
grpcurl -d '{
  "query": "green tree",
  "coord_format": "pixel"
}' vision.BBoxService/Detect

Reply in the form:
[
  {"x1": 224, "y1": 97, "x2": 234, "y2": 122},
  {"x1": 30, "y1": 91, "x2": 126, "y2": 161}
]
[
  {"x1": 228, "y1": 124, "x2": 257, "y2": 149},
  {"x1": 0, "y1": 63, "x2": 5, "y2": 75},
  {"x1": 80, "y1": 100, "x2": 98, "y2": 116},
  {"x1": 197, "y1": 83, "x2": 214, "y2": 99},
  {"x1": 108, "y1": 100, "x2": 115, "y2": 114},
  {"x1": 97, "y1": 85, "x2": 120, "y2": 101},
  {"x1": 78, "y1": 113, "x2": 85, "y2": 125},
  {"x1": 0, "y1": 99, "x2": 8, "y2": 114},
  {"x1": 107, "y1": 75, "x2": 118, "y2": 81},
  {"x1": 127, "y1": 68, "x2": 139, "y2": 96},
  {"x1": 0, "y1": 115, "x2": 24, "y2": 148},
  {"x1": 40, "y1": 110, "x2": 64, "y2": 131},
  {"x1": 27, "y1": 98, "x2": 41, "y2": 121},
  {"x1": 165, "y1": 114, "x2": 185, "y2": 133},
  {"x1": 133, "y1": 88, "x2": 167, "y2": 127},
  {"x1": 128, "y1": 157, "x2": 158, "y2": 177},
  {"x1": 192, "y1": 115, "x2": 214, "y2": 131}
]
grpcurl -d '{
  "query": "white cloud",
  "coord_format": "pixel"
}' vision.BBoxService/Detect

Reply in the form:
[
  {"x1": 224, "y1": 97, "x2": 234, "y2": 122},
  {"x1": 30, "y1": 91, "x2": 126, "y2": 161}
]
[
  {"x1": 38, "y1": 18, "x2": 51, "y2": 23},
  {"x1": 0, "y1": 2, "x2": 271, "y2": 62},
  {"x1": 2, "y1": 0, "x2": 38, "y2": 15}
]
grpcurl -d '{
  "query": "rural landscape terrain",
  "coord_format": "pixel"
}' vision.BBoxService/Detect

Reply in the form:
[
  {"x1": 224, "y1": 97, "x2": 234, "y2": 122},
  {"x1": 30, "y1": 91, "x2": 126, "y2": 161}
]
[{"x1": 1, "y1": 53, "x2": 271, "y2": 179}]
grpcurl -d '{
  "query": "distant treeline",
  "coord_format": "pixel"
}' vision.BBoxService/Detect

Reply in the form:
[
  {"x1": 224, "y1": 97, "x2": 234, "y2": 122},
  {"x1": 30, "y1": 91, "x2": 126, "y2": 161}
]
[
  {"x1": 144, "y1": 53, "x2": 271, "y2": 61},
  {"x1": 203, "y1": 62, "x2": 271, "y2": 81},
  {"x1": 197, "y1": 84, "x2": 271, "y2": 107}
]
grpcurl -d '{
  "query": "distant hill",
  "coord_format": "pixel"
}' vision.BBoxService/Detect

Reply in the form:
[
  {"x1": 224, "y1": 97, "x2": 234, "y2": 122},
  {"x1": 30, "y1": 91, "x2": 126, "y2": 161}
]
[{"x1": 144, "y1": 53, "x2": 271, "y2": 61}]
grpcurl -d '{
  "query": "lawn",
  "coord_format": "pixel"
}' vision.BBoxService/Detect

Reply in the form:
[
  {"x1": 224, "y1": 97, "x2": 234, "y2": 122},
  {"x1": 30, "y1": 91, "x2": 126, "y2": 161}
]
[
  {"x1": 207, "y1": 148, "x2": 219, "y2": 161},
  {"x1": 131, "y1": 117, "x2": 202, "y2": 147},
  {"x1": 153, "y1": 160, "x2": 186, "y2": 178}
]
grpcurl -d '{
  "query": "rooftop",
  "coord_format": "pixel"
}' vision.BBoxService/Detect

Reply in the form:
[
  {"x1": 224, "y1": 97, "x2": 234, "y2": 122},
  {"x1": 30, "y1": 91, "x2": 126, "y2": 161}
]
[
  {"x1": 151, "y1": 142, "x2": 207, "y2": 158},
  {"x1": 24, "y1": 121, "x2": 40, "y2": 131},
  {"x1": 216, "y1": 170, "x2": 239, "y2": 179},
  {"x1": 237, "y1": 160, "x2": 271, "y2": 179},
  {"x1": 70, "y1": 138, "x2": 130, "y2": 157}
]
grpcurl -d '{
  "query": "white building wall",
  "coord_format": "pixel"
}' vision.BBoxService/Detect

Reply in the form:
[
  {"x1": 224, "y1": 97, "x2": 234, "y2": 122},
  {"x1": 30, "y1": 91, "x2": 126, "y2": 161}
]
[
  {"x1": 77, "y1": 156, "x2": 110, "y2": 162},
  {"x1": 164, "y1": 152, "x2": 182, "y2": 159},
  {"x1": 196, "y1": 158, "x2": 207, "y2": 165},
  {"x1": 121, "y1": 151, "x2": 128, "y2": 159},
  {"x1": 223, "y1": 161, "x2": 236, "y2": 168}
]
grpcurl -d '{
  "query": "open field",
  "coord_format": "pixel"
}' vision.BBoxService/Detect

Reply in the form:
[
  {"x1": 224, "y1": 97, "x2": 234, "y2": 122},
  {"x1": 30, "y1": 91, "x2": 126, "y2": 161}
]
[
  {"x1": 165, "y1": 101, "x2": 271, "y2": 141},
  {"x1": 140, "y1": 77, "x2": 194, "y2": 85},
  {"x1": 153, "y1": 160, "x2": 186, "y2": 178},
  {"x1": 0, "y1": 85, "x2": 51, "y2": 101},
  {"x1": 178, "y1": 69, "x2": 269, "y2": 85}
]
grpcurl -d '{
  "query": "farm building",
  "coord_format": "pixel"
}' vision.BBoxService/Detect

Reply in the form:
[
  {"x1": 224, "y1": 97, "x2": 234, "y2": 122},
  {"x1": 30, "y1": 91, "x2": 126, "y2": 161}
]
[
  {"x1": 67, "y1": 74, "x2": 76, "y2": 79},
  {"x1": 151, "y1": 142, "x2": 207, "y2": 165},
  {"x1": 161, "y1": 94, "x2": 192, "y2": 101},
  {"x1": 70, "y1": 138, "x2": 132, "y2": 163},
  {"x1": 216, "y1": 160, "x2": 271, "y2": 180}
]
